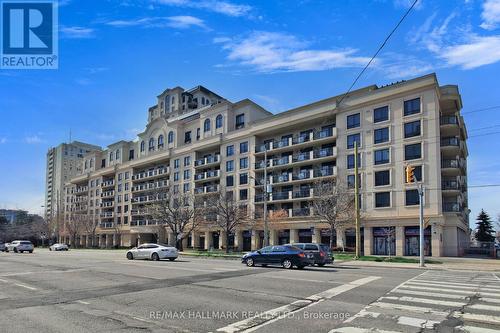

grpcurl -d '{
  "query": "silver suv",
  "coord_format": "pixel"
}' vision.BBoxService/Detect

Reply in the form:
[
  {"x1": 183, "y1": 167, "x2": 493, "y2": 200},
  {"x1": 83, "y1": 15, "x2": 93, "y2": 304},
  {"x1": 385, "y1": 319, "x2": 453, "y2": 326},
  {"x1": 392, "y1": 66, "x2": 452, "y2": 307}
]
[{"x1": 6, "y1": 240, "x2": 34, "y2": 253}]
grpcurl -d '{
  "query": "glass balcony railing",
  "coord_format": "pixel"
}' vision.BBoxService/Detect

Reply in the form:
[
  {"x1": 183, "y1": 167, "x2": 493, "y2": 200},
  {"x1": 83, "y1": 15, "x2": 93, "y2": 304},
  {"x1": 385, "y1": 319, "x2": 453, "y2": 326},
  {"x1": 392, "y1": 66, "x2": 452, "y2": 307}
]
[
  {"x1": 442, "y1": 180, "x2": 459, "y2": 190},
  {"x1": 441, "y1": 137, "x2": 460, "y2": 147},
  {"x1": 440, "y1": 116, "x2": 458, "y2": 125},
  {"x1": 443, "y1": 202, "x2": 460, "y2": 212},
  {"x1": 441, "y1": 159, "x2": 459, "y2": 168},
  {"x1": 255, "y1": 127, "x2": 335, "y2": 153}
]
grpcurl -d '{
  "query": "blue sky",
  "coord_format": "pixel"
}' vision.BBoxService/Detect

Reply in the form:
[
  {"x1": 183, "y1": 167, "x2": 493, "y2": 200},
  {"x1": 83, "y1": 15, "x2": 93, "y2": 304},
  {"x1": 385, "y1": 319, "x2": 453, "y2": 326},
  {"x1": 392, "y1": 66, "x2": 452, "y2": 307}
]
[{"x1": 0, "y1": 0, "x2": 499, "y2": 227}]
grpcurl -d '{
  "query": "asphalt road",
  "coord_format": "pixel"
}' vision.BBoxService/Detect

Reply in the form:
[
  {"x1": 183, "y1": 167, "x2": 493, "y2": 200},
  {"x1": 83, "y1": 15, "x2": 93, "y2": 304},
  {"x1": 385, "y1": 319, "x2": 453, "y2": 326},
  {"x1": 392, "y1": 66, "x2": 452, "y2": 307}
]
[{"x1": 0, "y1": 249, "x2": 498, "y2": 333}]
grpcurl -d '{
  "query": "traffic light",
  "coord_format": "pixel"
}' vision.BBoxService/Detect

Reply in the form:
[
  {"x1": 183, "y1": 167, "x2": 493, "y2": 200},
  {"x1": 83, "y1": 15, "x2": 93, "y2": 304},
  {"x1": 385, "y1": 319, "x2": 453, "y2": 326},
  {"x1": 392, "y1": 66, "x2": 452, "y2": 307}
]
[{"x1": 405, "y1": 165, "x2": 415, "y2": 183}]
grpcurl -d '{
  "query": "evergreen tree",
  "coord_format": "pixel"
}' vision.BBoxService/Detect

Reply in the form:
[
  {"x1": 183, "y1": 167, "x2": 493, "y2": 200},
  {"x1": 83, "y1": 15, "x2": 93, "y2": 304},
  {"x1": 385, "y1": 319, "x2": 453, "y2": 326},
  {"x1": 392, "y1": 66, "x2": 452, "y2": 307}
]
[{"x1": 475, "y1": 209, "x2": 495, "y2": 242}]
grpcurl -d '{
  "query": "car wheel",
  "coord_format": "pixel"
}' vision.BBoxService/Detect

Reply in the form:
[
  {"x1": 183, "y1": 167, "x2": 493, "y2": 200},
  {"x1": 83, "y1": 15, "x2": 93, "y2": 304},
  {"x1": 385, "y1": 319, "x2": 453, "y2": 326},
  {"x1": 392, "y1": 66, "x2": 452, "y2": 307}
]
[
  {"x1": 246, "y1": 258, "x2": 255, "y2": 267},
  {"x1": 14, "y1": 248, "x2": 18, "y2": 253},
  {"x1": 297, "y1": 265, "x2": 305, "y2": 270},
  {"x1": 282, "y1": 259, "x2": 293, "y2": 269},
  {"x1": 49, "y1": 248, "x2": 52, "y2": 251},
  {"x1": 168, "y1": 258, "x2": 176, "y2": 261},
  {"x1": 29, "y1": 250, "x2": 33, "y2": 253},
  {"x1": 317, "y1": 263, "x2": 325, "y2": 267},
  {"x1": 152, "y1": 253, "x2": 160, "y2": 261},
  {"x1": 126, "y1": 252, "x2": 134, "y2": 260}
]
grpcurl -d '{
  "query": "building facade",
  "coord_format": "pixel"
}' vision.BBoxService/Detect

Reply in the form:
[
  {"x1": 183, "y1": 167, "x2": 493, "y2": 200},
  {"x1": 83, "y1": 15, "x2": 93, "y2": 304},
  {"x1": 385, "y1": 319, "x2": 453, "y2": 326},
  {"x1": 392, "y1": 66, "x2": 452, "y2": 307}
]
[
  {"x1": 61, "y1": 74, "x2": 469, "y2": 256},
  {"x1": 45, "y1": 141, "x2": 101, "y2": 223}
]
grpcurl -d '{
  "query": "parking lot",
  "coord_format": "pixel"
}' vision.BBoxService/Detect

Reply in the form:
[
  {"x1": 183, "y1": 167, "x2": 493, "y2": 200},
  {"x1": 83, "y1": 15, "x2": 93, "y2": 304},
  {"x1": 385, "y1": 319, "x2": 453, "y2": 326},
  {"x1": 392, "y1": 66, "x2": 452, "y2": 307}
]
[{"x1": 0, "y1": 249, "x2": 498, "y2": 332}]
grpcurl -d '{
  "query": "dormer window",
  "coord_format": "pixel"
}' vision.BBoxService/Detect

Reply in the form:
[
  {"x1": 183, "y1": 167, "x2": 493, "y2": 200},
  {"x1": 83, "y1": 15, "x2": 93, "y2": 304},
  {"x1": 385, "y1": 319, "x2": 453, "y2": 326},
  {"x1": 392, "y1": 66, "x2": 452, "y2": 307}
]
[
  {"x1": 216, "y1": 114, "x2": 223, "y2": 128},
  {"x1": 204, "y1": 119, "x2": 211, "y2": 132},
  {"x1": 140, "y1": 141, "x2": 145, "y2": 152},
  {"x1": 115, "y1": 150, "x2": 120, "y2": 160},
  {"x1": 149, "y1": 138, "x2": 155, "y2": 151},
  {"x1": 168, "y1": 131, "x2": 174, "y2": 144},
  {"x1": 158, "y1": 135, "x2": 164, "y2": 149}
]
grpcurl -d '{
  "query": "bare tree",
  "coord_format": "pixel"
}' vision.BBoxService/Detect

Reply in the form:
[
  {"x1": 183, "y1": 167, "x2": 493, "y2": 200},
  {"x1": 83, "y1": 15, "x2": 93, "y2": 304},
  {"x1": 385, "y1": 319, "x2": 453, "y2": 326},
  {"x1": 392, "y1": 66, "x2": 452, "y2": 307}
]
[
  {"x1": 82, "y1": 215, "x2": 99, "y2": 248},
  {"x1": 147, "y1": 188, "x2": 204, "y2": 251},
  {"x1": 310, "y1": 180, "x2": 355, "y2": 251},
  {"x1": 380, "y1": 227, "x2": 395, "y2": 258},
  {"x1": 205, "y1": 187, "x2": 249, "y2": 253},
  {"x1": 65, "y1": 213, "x2": 86, "y2": 248}
]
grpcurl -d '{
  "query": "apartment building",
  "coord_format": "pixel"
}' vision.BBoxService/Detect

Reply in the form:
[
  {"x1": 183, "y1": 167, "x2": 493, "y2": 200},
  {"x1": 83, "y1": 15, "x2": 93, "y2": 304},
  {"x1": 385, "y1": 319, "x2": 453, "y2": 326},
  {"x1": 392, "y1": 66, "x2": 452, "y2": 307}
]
[
  {"x1": 61, "y1": 74, "x2": 469, "y2": 257},
  {"x1": 45, "y1": 141, "x2": 101, "y2": 223}
]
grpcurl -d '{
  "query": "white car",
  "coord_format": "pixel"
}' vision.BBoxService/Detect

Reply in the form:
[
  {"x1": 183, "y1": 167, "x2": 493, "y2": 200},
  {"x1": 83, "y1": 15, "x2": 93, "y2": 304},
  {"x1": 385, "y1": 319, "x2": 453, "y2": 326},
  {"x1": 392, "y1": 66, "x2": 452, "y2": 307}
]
[
  {"x1": 126, "y1": 243, "x2": 178, "y2": 261},
  {"x1": 49, "y1": 243, "x2": 69, "y2": 251},
  {"x1": 6, "y1": 240, "x2": 34, "y2": 253}
]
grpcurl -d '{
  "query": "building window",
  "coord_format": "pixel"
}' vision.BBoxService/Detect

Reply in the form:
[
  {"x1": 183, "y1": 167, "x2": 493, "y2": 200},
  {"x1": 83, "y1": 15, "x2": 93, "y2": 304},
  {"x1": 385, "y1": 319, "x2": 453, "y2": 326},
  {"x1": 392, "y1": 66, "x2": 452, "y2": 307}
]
[
  {"x1": 406, "y1": 189, "x2": 420, "y2": 206},
  {"x1": 404, "y1": 120, "x2": 421, "y2": 138},
  {"x1": 118, "y1": 173, "x2": 123, "y2": 181},
  {"x1": 240, "y1": 141, "x2": 248, "y2": 153},
  {"x1": 404, "y1": 143, "x2": 421, "y2": 160},
  {"x1": 347, "y1": 174, "x2": 360, "y2": 188},
  {"x1": 174, "y1": 172, "x2": 179, "y2": 182},
  {"x1": 216, "y1": 114, "x2": 223, "y2": 128},
  {"x1": 158, "y1": 135, "x2": 164, "y2": 148},
  {"x1": 226, "y1": 145, "x2": 234, "y2": 156},
  {"x1": 374, "y1": 170, "x2": 390, "y2": 186},
  {"x1": 90, "y1": 159, "x2": 94, "y2": 168},
  {"x1": 183, "y1": 183, "x2": 190, "y2": 193},
  {"x1": 240, "y1": 157, "x2": 248, "y2": 169},
  {"x1": 140, "y1": 141, "x2": 145, "y2": 152},
  {"x1": 347, "y1": 153, "x2": 360, "y2": 169},
  {"x1": 196, "y1": 128, "x2": 200, "y2": 140},
  {"x1": 404, "y1": 165, "x2": 422, "y2": 182},
  {"x1": 109, "y1": 151, "x2": 113, "y2": 161},
  {"x1": 347, "y1": 133, "x2": 361, "y2": 149},
  {"x1": 240, "y1": 189, "x2": 248, "y2": 201},
  {"x1": 374, "y1": 127, "x2": 389, "y2": 144},
  {"x1": 184, "y1": 156, "x2": 191, "y2": 166},
  {"x1": 375, "y1": 192, "x2": 391, "y2": 208},
  {"x1": 149, "y1": 138, "x2": 155, "y2": 151},
  {"x1": 236, "y1": 114, "x2": 245, "y2": 129},
  {"x1": 183, "y1": 170, "x2": 190, "y2": 180},
  {"x1": 125, "y1": 172, "x2": 129, "y2": 180},
  {"x1": 404, "y1": 97, "x2": 421, "y2": 116},
  {"x1": 239, "y1": 173, "x2": 248, "y2": 185},
  {"x1": 226, "y1": 160, "x2": 234, "y2": 172},
  {"x1": 184, "y1": 131, "x2": 191, "y2": 144},
  {"x1": 128, "y1": 149, "x2": 134, "y2": 161},
  {"x1": 374, "y1": 106, "x2": 389, "y2": 123},
  {"x1": 204, "y1": 119, "x2": 211, "y2": 132},
  {"x1": 347, "y1": 113, "x2": 360, "y2": 129},
  {"x1": 374, "y1": 148, "x2": 390, "y2": 165},
  {"x1": 226, "y1": 175, "x2": 234, "y2": 186},
  {"x1": 174, "y1": 159, "x2": 180, "y2": 169},
  {"x1": 168, "y1": 131, "x2": 174, "y2": 144}
]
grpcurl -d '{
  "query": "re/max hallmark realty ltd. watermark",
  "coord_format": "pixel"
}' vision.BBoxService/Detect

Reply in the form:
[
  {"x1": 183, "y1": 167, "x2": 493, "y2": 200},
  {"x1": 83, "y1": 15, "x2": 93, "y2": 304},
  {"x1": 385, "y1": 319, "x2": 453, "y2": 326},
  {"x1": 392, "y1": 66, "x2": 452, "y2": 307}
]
[{"x1": 1, "y1": 0, "x2": 58, "y2": 69}]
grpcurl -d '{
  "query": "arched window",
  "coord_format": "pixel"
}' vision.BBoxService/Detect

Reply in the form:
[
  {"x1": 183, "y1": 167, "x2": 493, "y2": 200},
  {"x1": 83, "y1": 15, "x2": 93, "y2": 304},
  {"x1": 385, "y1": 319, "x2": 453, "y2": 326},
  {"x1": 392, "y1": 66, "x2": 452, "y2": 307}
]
[
  {"x1": 149, "y1": 138, "x2": 155, "y2": 151},
  {"x1": 204, "y1": 119, "x2": 211, "y2": 132},
  {"x1": 216, "y1": 114, "x2": 223, "y2": 129},
  {"x1": 85, "y1": 160, "x2": 88, "y2": 169},
  {"x1": 90, "y1": 158, "x2": 93, "y2": 168},
  {"x1": 109, "y1": 152, "x2": 113, "y2": 161},
  {"x1": 168, "y1": 131, "x2": 174, "y2": 144},
  {"x1": 115, "y1": 150, "x2": 120, "y2": 160},
  {"x1": 140, "y1": 141, "x2": 145, "y2": 152},
  {"x1": 158, "y1": 135, "x2": 164, "y2": 148}
]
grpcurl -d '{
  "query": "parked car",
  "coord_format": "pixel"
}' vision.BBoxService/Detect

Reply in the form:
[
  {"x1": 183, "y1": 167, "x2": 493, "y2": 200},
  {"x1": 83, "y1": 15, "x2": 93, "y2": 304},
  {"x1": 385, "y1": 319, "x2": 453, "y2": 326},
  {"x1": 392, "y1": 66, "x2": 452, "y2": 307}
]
[
  {"x1": 242, "y1": 245, "x2": 313, "y2": 269},
  {"x1": 6, "y1": 240, "x2": 34, "y2": 253},
  {"x1": 49, "y1": 243, "x2": 69, "y2": 251},
  {"x1": 0, "y1": 243, "x2": 6, "y2": 252},
  {"x1": 288, "y1": 243, "x2": 333, "y2": 266},
  {"x1": 126, "y1": 243, "x2": 178, "y2": 261}
]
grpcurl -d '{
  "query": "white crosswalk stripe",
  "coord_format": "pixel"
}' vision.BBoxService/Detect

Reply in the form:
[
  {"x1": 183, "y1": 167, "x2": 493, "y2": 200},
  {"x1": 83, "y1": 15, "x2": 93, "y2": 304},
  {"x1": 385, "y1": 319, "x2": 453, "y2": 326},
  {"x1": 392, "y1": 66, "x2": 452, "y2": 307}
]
[{"x1": 329, "y1": 271, "x2": 500, "y2": 333}]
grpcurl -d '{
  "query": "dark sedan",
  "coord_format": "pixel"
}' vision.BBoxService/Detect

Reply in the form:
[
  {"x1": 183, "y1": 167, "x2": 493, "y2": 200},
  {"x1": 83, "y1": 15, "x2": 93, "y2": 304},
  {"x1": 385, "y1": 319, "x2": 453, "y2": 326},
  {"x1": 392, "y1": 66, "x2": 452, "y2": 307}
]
[
  {"x1": 288, "y1": 243, "x2": 333, "y2": 266},
  {"x1": 242, "y1": 245, "x2": 313, "y2": 269}
]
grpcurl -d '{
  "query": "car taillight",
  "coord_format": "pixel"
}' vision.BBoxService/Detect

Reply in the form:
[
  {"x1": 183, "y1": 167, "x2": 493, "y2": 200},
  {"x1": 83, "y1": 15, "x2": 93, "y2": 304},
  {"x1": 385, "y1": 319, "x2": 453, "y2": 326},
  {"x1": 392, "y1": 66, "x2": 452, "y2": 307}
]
[
  {"x1": 298, "y1": 253, "x2": 305, "y2": 258},
  {"x1": 319, "y1": 251, "x2": 325, "y2": 257}
]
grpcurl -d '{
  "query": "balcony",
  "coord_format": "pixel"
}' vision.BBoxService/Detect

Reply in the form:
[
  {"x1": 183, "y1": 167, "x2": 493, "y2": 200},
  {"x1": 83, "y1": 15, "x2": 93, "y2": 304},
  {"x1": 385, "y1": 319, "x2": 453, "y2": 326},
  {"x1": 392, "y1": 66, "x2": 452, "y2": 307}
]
[
  {"x1": 75, "y1": 186, "x2": 88, "y2": 194},
  {"x1": 194, "y1": 170, "x2": 220, "y2": 182},
  {"x1": 131, "y1": 180, "x2": 169, "y2": 193},
  {"x1": 440, "y1": 116, "x2": 459, "y2": 126},
  {"x1": 99, "y1": 222, "x2": 114, "y2": 228},
  {"x1": 254, "y1": 208, "x2": 313, "y2": 219},
  {"x1": 255, "y1": 128, "x2": 336, "y2": 153},
  {"x1": 101, "y1": 180, "x2": 115, "y2": 188},
  {"x1": 194, "y1": 184, "x2": 219, "y2": 194},
  {"x1": 132, "y1": 167, "x2": 168, "y2": 181},
  {"x1": 441, "y1": 159, "x2": 459, "y2": 169},
  {"x1": 255, "y1": 189, "x2": 313, "y2": 203},
  {"x1": 100, "y1": 201, "x2": 114, "y2": 208},
  {"x1": 443, "y1": 202, "x2": 460, "y2": 213},
  {"x1": 130, "y1": 219, "x2": 158, "y2": 226},
  {"x1": 195, "y1": 155, "x2": 220, "y2": 167},
  {"x1": 255, "y1": 147, "x2": 336, "y2": 170},
  {"x1": 131, "y1": 209, "x2": 149, "y2": 216},
  {"x1": 132, "y1": 194, "x2": 164, "y2": 203},
  {"x1": 101, "y1": 191, "x2": 115, "y2": 198},
  {"x1": 442, "y1": 179, "x2": 459, "y2": 191},
  {"x1": 100, "y1": 212, "x2": 114, "y2": 218},
  {"x1": 440, "y1": 137, "x2": 460, "y2": 147}
]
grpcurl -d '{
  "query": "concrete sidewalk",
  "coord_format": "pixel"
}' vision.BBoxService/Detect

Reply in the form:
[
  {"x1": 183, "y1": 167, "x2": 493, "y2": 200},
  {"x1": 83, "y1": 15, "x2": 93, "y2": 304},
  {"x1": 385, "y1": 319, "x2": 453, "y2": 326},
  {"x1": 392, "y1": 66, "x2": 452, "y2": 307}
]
[{"x1": 337, "y1": 256, "x2": 500, "y2": 272}]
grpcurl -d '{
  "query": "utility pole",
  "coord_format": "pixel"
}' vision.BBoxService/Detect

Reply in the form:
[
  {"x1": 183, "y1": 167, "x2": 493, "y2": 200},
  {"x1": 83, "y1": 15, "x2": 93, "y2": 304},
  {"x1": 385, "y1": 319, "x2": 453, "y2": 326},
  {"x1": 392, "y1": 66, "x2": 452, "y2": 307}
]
[
  {"x1": 263, "y1": 147, "x2": 269, "y2": 247},
  {"x1": 354, "y1": 143, "x2": 360, "y2": 259},
  {"x1": 418, "y1": 183, "x2": 425, "y2": 267}
]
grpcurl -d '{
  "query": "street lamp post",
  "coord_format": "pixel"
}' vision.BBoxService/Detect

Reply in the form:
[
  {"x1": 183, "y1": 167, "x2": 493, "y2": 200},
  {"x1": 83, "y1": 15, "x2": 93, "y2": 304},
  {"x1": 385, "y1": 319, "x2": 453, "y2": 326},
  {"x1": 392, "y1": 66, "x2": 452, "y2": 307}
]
[{"x1": 263, "y1": 147, "x2": 269, "y2": 247}]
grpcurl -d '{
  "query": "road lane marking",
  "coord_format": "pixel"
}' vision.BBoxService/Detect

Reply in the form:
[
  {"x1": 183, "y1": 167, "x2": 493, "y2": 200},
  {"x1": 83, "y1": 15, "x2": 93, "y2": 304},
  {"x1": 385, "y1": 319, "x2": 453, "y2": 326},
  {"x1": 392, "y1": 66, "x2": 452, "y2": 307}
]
[
  {"x1": 118, "y1": 261, "x2": 240, "y2": 273},
  {"x1": 380, "y1": 296, "x2": 465, "y2": 307},
  {"x1": 397, "y1": 316, "x2": 440, "y2": 329},
  {"x1": 0, "y1": 278, "x2": 8, "y2": 283},
  {"x1": 468, "y1": 303, "x2": 500, "y2": 312},
  {"x1": 216, "y1": 276, "x2": 380, "y2": 333},
  {"x1": 14, "y1": 283, "x2": 37, "y2": 291},
  {"x1": 459, "y1": 325, "x2": 500, "y2": 333},
  {"x1": 408, "y1": 279, "x2": 483, "y2": 287},
  {"x1": 368, "y1": 302, "x2": 449, "y2": 317},
  {"x1": 76, "y1": 300, "x2": 90, "y2": 305},
  {"x1": 399, "y1": 285, "x2": 476, "y2": 295},
  {"x1": 262, "y1": 275, "x2": 339, "y2": 284},
  {"x1": 479, "y1": 297, "x2": 500, "y2": 304},
  {"x1": 390, "y1": 289, "x2": 468, "y2": 299},
  {"x1": 453, "y1": 312, "x2": 500, "y2": 325},
  {"x1": 329, "y1": 327, "x2": 401, "y2": 333}
]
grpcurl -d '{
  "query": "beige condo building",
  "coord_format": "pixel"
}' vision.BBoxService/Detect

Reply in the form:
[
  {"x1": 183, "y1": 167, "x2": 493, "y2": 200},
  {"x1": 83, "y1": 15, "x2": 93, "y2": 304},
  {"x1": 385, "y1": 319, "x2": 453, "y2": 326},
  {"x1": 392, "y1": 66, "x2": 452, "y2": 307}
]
[{"x1": 61, "y1": 73, "x2": 469, "y2": 257}]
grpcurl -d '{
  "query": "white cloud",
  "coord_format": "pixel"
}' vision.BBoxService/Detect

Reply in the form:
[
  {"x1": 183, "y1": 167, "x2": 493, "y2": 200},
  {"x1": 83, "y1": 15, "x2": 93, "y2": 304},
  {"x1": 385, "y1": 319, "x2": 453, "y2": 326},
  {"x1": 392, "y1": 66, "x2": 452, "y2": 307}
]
[
  {"x1": 441, "y1": 35, "x2": 500, "y2": 69},
  {"x1": 25, "y1": 135, "x2": 44, "y2": 144},
  {"x1": 155, "y1": 0, "x2": 252, "y2": 17},
  {"x1": 380, "y1": 53, "x2": 434, "y2": 79},
  {"x1": 60, "y1": 26, "x2": 95, "y2": 39},
  {"x1": 106, "y1": 16, "x2": 207, "y2": 29},
  {"x1": 0, "y1": 138, "x2": 7, "y2": 144},
  {"x1": 480, "y1": 0, "x2": 500, "y2": 30},
  {"x1": 215, "y1": 31, "x2": 371, "y2": 73}
]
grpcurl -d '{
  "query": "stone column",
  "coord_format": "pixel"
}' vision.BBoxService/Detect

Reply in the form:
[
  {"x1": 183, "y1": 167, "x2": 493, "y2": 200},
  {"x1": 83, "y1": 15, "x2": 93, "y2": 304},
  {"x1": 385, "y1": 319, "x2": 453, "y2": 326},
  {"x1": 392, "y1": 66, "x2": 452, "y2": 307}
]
[
  {"x1": 269, "y1": 229, "x2": 278, "y2": 245},
  {"x1": 312, "y1": 228, "x2": 321, "y2": 244},
  {"x1": 396, "y1": 226, "x2": 404, "y2": 256},
  {"x1": 219, "y1": 231, "x2": 227, "y2": 250},
  {"x1": 336, "y1": 228, "x2": 346, "y2": 249},
  {"x1": 431, "y1": 224, "x2": 442, "y2": 257},
  {"x1": 181, "y1": 237, "x2": 188, "y2": 250},
  {"x1": 234, "y1": 230, "x2": 243, "y2": 251},
  {"x1": 363, "y1": 227, "x2": 373, "y2": 256},
  {"x1": 251, "y1": 230, "x2": 259, "y2": 250},
  {"x1": 167, "y1": 232, "x2": 175, "y2": 247},
  {"x1": 192, "y1": 231, "x2": 199, "y2": 249},
  {"x1": 289, "y1": 229, "x2": 299, "y2": 243},
  {"x1": 204, "y1": 231, "x2": 212, "y2": 250}
]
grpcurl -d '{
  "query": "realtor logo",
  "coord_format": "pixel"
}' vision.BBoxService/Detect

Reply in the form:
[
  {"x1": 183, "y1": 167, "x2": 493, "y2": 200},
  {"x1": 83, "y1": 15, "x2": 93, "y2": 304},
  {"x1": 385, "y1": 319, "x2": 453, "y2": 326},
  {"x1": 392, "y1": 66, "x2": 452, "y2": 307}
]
[{"x1": 1, "y1": 0, "x2": 58, "y2": 69}]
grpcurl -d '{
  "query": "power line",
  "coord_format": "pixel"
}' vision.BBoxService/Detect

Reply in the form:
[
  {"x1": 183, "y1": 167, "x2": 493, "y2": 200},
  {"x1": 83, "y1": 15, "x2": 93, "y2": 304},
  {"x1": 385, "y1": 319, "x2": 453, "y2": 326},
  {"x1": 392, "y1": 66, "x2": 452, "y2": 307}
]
[
  {"x1": 462, "y1": 105, "x2": 500, "y2": 115},
  {"x1": 337, "y1": 0, "x2": 419, "y2": 107}
]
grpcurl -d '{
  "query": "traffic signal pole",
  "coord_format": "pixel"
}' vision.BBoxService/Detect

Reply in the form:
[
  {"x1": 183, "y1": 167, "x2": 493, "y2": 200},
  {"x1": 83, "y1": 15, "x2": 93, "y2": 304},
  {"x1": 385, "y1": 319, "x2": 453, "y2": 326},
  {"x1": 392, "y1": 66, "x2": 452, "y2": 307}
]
[
  {"x1": 418, "y1": 183, "x2": 425, "y2": 267},
  {"x1": 354, "y1": 144, "x2": 360, "y2": 259}
]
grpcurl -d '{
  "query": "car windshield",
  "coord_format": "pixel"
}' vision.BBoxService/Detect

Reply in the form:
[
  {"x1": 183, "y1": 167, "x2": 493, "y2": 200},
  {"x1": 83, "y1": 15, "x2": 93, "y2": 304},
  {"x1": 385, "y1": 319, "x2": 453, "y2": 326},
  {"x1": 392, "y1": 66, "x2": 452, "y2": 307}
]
[
  {"x1": 304, "y1": 244, "x2": 318, "y2": 251},
  {"x1": 20, "y1": 241, "x2": 32, "y2": 245},
  {"x1": 285, "y1": 246, "x2": 302, "y2": 251},
  {"x1": 320, "y1": 244, "x2": 331, "y2": 252}
]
